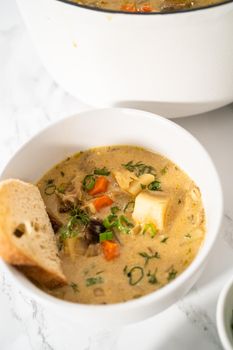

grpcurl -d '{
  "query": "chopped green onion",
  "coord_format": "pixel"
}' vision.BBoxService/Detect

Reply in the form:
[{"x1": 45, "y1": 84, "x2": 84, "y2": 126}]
[
  {"x1": 103, "y1": 214, "x2": 118, "y2": 229},
  {"x1": 126, "y1": 266, "x2": 144, "y2": 286},
  {"x1": 57, "y1": 183, "x2": 67, "y2": 194},
  {"x1": 111, "y1": 206, "x2": 120, "y2": 214},
  {"x1": 147, "y1": 181, "x2": 161, "y2": 191},
  {"x1": 86, "y1": 276, "x2": 103, "y2": 287},
  {"x1": 99, "y1": 230, "x2": 113, "y2": 242},
  {"x1": 143, "y1": 223, "x2": 157, "y2": 238},
  {"x1": 82, "y1": 174, "x2": 96, "y2": 191},
  {"x1": 117, "y1": 215, "x2": 134, "y2": 234},
  {"x1": 94, "y1": 167, "x2": 110, "y2": 176},
  {"x1": 44, "y1": 184, "x2": 56, "y2": 195}
]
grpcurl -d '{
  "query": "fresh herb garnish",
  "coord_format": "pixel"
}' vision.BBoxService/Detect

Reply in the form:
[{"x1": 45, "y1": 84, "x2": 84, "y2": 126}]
[
  {"x1": 82, "y1": 174, "x2": 96, "y2": 191},
  {"x1": 161, "y1": 166, "x2": 168, "y2": 175},
  {"x1": 96, "y1": 270, "x2": 104, "y2": 275},
  {"x1": 123, "y1": 265, "x2": 128, "y2": 275},
  {"x1": 147, "y1": 270, "x2": 158, "y2": 284},
  {"x1": 103, "y1": 214, "x2": 134, "y2": 234},
  {"x1": 124, "y1": 201, "x2": 135, "y2": 214},
  {"x1": 185, "y1": 233, "x2": 192, "y2": 239},
  {"x1": 94, "y1": 167, "x2": 110, "y2": 176},
  {"x1": 160, "y1": 236, "x2": 169, "y2": 243},
  {"x1": 167, "y1": 266, "x2": 177, "y2": 281},
  {"x1": 57, "y1": 183, "x2": 67, "y2": 194},
  {"x1": 126, "y1": 266, "x2": 144, "y2": 286},
  {"x1": 59, "y1": 207, "x2": 90, "y2": 241},
  {"x1": 140, "y1": 184, "x2": 146, "y2": 190},
  {"x1": 86, "y1": 276, "x2": 104, "y2": 287},
  {"x1": 143, "y1": 223, "x2": 157, "y2": 238},
  {"x1": 47, "y1": 179, "x2": 54, "y2": 185},
  {"x1": 139, "y1": 251, "x2": 160, "y2": 266},
  {"x1": 111, "y1": 206, "x2": 120, "y2": 214},
  {"x1": 99, "y1": 230, "x2": 113, "y2": 242},
  {"x1": 70, "y1": 282, "x2": 79, "y2": 293},
  {"x1": 147, "y1": 180, "x2": 161, "y2": 191},
  {"x1": 44, "y1": 184, "x2": 56, "y2": 195},
  {"x1": 60, "y1": 171, "x2": 65, "y2": 177},
  {"x1": 122, "y1": 161, "x2": 156, "y2": 177}
]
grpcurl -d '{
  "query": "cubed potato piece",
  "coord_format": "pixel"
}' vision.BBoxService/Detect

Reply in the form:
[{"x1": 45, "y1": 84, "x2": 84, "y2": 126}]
[
  {"x1": 128, "y1": 174, "x2": 154, "y2": 196},
  {"x1": 132, "y1": 191, "x2": 169, "y2": 231}
]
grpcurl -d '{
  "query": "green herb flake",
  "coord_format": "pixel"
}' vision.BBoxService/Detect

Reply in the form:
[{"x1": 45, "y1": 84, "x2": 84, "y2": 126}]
[
  {"x1": 161, "y1": 166, "x2": 168, "y2": 175},
  {"x1": 59, "y1": 207, "x2": 90, "y2": 242},
  {"x1": 56, "y1": 183, "x2": 67, "y2": 194},
  {"x1": 60, "y1": 171, "x2": 65, "y2": 177},
  {"x1": 147, "y1": 270, "x2": 158, "y2": 284},
  {"x1": 111, "y1": 206, "x2": 120, "y2": 215},
  {"x1": 167, "y1": 267, "x2": 177, "y2": 282},
  {"x1": 122, "y1": 161, "x2": 156, "y2": 177},
  {"x1": 94, "y1": 167, "x2": 110, "y2": 176},
  {"x1": 86, "y1": 276, "x2": 104, "y2": 287},
  {"x1": 70, "y1": 282, "x2": 79, "y2": 293},
  {"x1": 140, "y1": 184, "x2": 146, "y2": 190},
  {"x1": 147, "y1": 180, "x2": 161, "y2": 191},
  {"x1": 123, "y1": 265, "x2": 128, "y2": 275},
  {"x1": 139, "y1": 251, "x2": 160, "y2": 266},
  {"x1": 126, "y1": 266, "x2": 144, "y2": 286},
  {"x1": 185, "y1": 233, "x2": 192, "y2": 239},
  {"x1": 96, "y1": 270, "x2": 104, "y2": 275},
  {"x1": 160, "y1": 236, "x2": 169, "y2": 243},
  {"x1": 143, "y1": 223, "x2": 157, "y2": 238},
  {"x1": 82, "y1": 174, "x2": 96, "y2": 191},
  {"x1": 99, "y1": 230, "x2": 113, "y2": 242}
]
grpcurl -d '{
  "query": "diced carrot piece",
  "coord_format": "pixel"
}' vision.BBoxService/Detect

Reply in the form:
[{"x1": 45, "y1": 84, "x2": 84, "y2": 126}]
[
  {"x1": 93, "y1": 195, "x2": 113, "y2": 211},
  {"x1": 102, "y1": 240, "x2": 120, "y2": 261},
  {"x1": 121, "y1": 3, "x2": 136, "y2": 11},
  {"x1": 140, "y1": 4, "x2": 152, "y2": 12},
  {"x1": 88, "y1": 176, "x2": 109, "y2": 196}
]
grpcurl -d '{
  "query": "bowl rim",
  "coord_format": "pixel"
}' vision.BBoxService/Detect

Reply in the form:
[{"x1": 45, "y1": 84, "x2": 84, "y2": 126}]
[
  {"x1": 56, "y1": 0, "x2": 233, "y2": 16},
  {"x1": 0, "y1": 107, "x2": 223, "y2": 315},
  {"x1": 217, "y1": 274, "x2": 233, "y2": 350}
]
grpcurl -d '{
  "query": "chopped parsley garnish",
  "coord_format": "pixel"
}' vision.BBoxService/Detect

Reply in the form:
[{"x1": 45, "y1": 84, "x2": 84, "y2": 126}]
[
  {"x1": 70, "y1": 282, "x2": 79, "y2": 293},
  {"x1": 125, "y1": 266, "x2": 144, "y2": 286},
  {"x1": 99, "y1": 230, "x2": 113, "y2": 242},
  {"x1": 122, "y1": 161, "x2": 156, "y2": 177},
  {"x1": 185, "y1": 233, "x2": 192, "y2": 239},
  {"x1": 143, "y1": 223, "x2": 157, "y2": 238},
  {"x1": 94, "y1": 167, "x2": 110, "y2": 176},
  {"x1": 160, "y1": 236, "x2": 169, "y2": 243},
  {"x1": 86, "y1": 276, "x2": 104, "y2": 287},
  {"x1": 124, "y1": 201, "x2": 135, "y2": 214},
  {"x1": 139, "y1": 251, "x2": 160, "y2": 266},
  {"x1": 56, "y1": 183, "x2": 66, "y2": 194},
  {"x1": 167, "y1": 267, "x2": 177, "y2": 281},
  {"x1": 140, "y1": 184, "x2": 146, "y2": 190},
  {"x1": 147, "y1": 180, "x2": 161, "y2": 191},
  {"x1": 147, "y1": 270, "x2": 158, "y2": 284},
  {"x1": 82, "y1": 174, "x2": 96, "y2": 191},
  {"x1": 59, "y1": 207, "x2": 90, "y2": 241}
]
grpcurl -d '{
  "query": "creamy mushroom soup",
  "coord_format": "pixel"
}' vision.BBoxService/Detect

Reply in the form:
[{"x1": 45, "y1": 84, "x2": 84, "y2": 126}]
[{"x1": 37, "y1": 146, "x2": 205, "y2": 304}]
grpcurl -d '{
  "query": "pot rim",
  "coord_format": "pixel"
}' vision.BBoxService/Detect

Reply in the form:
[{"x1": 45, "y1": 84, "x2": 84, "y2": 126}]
[{"x1": 56, "y1": 0, "x2": 233, "y2": 15}]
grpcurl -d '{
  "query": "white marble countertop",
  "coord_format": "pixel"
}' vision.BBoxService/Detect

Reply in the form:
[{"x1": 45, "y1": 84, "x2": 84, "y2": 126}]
[{"x1": 1, "y1": 1, "x2": 233, "y2": 349}]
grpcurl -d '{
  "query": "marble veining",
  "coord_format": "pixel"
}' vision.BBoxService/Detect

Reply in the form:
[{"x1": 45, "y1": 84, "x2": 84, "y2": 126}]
[{"x1": 0, "y1": 1, "x2": 233, "y2": 349}]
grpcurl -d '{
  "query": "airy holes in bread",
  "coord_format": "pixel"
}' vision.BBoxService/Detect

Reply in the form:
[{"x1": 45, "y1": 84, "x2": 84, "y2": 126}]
[{"x1": 13, "y1": 223, "x2": 26, "y2": 238}]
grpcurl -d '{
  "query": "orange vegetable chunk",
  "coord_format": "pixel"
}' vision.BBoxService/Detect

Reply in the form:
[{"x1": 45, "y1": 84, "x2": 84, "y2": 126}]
[
  {"x1": 93, "y1": 195, "x2": 113, "y2": 211},
  {"x1": 88, "y1": 176, "x2": 109, "y2": 196},
  {"x1": 102, "y1": 240, "x2": 120, "y2": 261}
]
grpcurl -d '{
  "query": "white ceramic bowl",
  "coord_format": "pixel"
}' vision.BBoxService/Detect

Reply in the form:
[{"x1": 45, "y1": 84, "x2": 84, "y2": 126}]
[
  {"x1": 217, "y1": 275, "x2": 233, "y2": 350},
  {"x1": 0, "y1": 108, "x2": 223, "y2": 327},
  {"x1": 16, "y1": 0, "x2": 233, "y2": 117}
]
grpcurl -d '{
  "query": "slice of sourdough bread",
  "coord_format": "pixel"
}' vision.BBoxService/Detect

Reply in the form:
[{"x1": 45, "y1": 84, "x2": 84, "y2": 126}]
[{"x1": 0, "y1": 179, "x2": 67, "y2": 288}]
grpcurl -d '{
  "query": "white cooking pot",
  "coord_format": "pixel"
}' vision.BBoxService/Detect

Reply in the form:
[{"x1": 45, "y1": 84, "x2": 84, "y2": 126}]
[{"x1": 17, "y1": 0, "x2": 233, "y2": 117}]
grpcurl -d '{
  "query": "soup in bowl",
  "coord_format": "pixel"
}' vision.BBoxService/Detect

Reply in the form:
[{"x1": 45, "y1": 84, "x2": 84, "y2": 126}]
[{"x1": 0, "y1": 108, "x2": 222, "y2": 326}]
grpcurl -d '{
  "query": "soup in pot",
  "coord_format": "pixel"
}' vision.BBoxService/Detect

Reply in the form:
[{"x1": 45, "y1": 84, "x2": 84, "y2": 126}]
[
  {"x1": 37, "y1": 146, "x2": 205, "y2": 304},
  {"x1": 69, "y1": 0, "x2": 226, "y2": 12}
]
